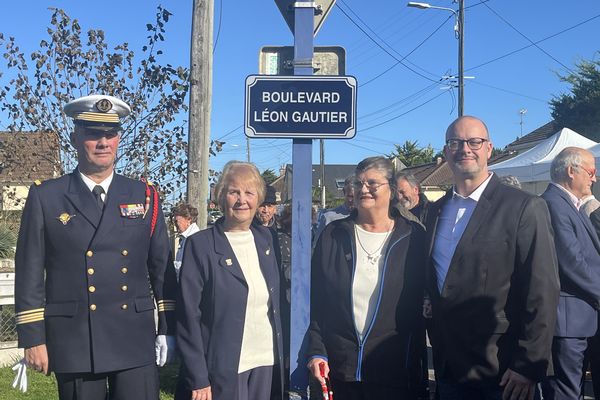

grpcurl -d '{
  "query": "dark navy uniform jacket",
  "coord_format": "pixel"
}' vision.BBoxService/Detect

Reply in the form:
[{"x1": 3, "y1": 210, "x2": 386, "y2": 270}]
[
  {"x1": 176, "y1": 220, "x2": 284, "y2": 400},
  {"x1": 15, "y1": 171, "x2": 177, "y2": 374}
]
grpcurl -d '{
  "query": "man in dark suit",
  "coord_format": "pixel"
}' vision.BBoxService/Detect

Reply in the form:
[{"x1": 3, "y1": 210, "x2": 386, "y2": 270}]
[
  {"x1": 540, "y1": 147, "x2": 600, "y2": 399},
  {"x1": 426, "y1": 116, "x2": 559, "y2": 400},
  {"x1": 14, "y1": 95, "x2": 177, "y2": 400}
]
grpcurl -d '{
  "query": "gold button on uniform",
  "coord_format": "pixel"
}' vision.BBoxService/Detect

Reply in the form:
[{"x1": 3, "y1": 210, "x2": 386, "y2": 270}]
[
  {"x1": 90, "y1": 304, "x2": 97, "y2": 311},
  {"x1": 121, "y1": 267, "x2": 128, "y2": 274},
  {"x1": 121, "y1": 304, "x2": 128, "y2": 310},
  {"x1": 121, "y1": 249, "x2": 128, "y2": 256},
  {"x1": 87, "y1": 268, "x2": 95, "y2": 275},
  {"x1": 86, "y1": 250, "x2": 93, "y2": 257},
  {"x1": 88, "y1": 286, "x2": 96, "y2": 293},
  {"x1": 121, "y1": 285, "x2": 128, "y2": 292}
]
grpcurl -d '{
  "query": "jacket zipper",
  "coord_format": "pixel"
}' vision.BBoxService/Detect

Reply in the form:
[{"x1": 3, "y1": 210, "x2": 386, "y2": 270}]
[{"x1": 351, "y1": 230, "x2": 411, "y2": 381}]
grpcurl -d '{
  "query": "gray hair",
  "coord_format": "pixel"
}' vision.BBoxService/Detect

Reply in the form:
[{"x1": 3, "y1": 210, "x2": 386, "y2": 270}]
[
  {"x1": 355, "y1": 156, "x2": 395, "y2": 186},
  {"x1": 550, "y1": 147, "x2": 585, "y2": 183},
  {"x1": 214, "y1": 161, "x2": 266, "y2": 210},
  {"x1": 394, "y1": 171, "x2": 421, "y2": 191},
  {"x1": 498, "y1": 175, "x2": 521, "y2": 189}
]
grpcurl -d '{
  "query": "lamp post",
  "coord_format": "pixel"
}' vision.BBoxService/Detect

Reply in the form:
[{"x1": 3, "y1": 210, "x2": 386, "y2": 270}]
[{"x1": 407, "y1": 1, "x2": 464, "y2": 117}]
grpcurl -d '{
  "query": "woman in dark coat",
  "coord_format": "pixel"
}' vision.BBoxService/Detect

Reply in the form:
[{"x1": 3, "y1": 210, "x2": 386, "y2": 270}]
[
  {"x1": 307, "y1": 156, "x2": 426, "y2": 399},
  {"x1": 175, "y1": 160, "x2": 283, "y2": 400}
]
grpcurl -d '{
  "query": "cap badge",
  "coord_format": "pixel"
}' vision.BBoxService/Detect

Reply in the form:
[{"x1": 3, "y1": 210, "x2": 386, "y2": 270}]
[
  {"x1": 57, "y1": 213, "x2": 76, "y2": 225},
  {"x1": 95, "y1": 99, "x2": 113, "y2": 113}
]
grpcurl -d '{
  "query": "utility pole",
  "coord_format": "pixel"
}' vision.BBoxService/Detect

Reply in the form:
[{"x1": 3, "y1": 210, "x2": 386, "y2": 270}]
[
  {"x1": 458, "y1": 0, "x2": 464, "y2": 116},
  {"x1": 246, "y1": 137, "x2": 251, "y2": 162},
  {"x1": 187, "y1": 0, "x2": 214, "y2": 229}
]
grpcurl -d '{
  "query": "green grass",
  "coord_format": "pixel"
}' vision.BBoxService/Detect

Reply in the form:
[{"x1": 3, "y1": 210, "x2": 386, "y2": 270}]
[{"x1": 0, "y1": 362, "x2": 179, "y2": 399}]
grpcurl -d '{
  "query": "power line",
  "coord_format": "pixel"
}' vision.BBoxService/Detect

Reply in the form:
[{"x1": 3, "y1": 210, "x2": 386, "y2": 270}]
[
  {"x1": 213, "y1": 0, "x2": 224, "y2": 54},
  {"x1": 470, "y1": 80, "x2": 547, "y2": 102},
  {"x1": 360, "y1": 89, "x2": 451, "y2": 133},
  {"x1": 214, "y1": 123, "x2": 242, "y2": 141},
  {"x1": 482, "y1": 2, "x2": 574, "y2": 73},
  {"x1": 335, "y1": 1, "x2": 441, "y2": 84},
  {"x1": 467, "y1": 13, "x2": 600, "y2": 72}
]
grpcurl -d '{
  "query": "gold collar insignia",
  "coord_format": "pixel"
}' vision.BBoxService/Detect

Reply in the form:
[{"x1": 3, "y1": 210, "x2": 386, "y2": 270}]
[{"x1": 57, "y1": 213, "x2": 76, "y2": 225}]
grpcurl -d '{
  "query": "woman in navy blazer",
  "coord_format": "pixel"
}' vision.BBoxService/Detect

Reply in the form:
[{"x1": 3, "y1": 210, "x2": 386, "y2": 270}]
[{"x1": 175, "y1": 161, "x2": 283, "y2": 400}]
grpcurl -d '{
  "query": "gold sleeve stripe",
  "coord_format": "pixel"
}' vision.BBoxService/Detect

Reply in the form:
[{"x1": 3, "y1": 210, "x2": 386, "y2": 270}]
[
  {"x1": 16, "y1": 313, "x2": 45, "y2": 325},
  {"x1": 157, "y1": 300, "x2": 175, "y2": 305},
  {"x1": 16, "y1": 308, "x2": 45, "y2": 317},
  {"x1": 158, "y1": 304, "x2": 176, "y2": 312}
]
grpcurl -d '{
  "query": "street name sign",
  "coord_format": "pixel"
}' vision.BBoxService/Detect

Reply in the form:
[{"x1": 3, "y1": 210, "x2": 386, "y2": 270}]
[
  {"x1": 244, "y1": 75, "x2": 357, "y2": 139},
  {"x1": 259, "y1": 45, "x2": 345, "y2": 75}
]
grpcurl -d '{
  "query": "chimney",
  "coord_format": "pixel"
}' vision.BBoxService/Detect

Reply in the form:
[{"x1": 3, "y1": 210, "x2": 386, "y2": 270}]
[{"x1": 279, "y1": 165, "x2": 286, "y2": 177}]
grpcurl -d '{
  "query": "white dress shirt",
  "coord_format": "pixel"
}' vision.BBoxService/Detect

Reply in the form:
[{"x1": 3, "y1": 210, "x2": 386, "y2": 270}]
[
  {"x1": 174, "y1": 222, "x2": 201, "y2": 280},
  {"x1": 79, "y1": 170, "x2": 113, "y2": 202},
  {"x1": 432, "y1": 173, "x2": 493, "y2": 293}
]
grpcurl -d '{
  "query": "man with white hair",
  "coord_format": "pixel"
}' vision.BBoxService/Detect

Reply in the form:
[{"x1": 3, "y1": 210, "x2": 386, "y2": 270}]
[{"x1": 541, "y1": 147, "x2": 600, "y2": 399}]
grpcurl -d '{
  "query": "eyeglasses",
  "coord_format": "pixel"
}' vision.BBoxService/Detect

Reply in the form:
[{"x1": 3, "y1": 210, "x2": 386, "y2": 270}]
[
  {"x1": 353, "y1": 180, "x2": 389, "y2": 192},
  {"x1": 578, "y1": 165, "x2": 597, "y2": 178},
  {"x1": 445, "y1": 138, "x2": 488, "y2": 151}
]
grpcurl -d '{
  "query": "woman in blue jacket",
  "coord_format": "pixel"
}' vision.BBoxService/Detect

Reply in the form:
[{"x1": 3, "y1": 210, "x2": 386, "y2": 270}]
[
  {"x1": 308, "y1": 156, "x2": 426, "y2": 399},
  {"x1": 175, "y1": 161, "x2": 283, "y2": 400}
]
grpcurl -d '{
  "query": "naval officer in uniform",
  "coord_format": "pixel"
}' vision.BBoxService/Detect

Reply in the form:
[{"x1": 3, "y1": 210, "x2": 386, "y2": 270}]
[{"x1": 14, "y1": 95, "x2": 178, "y2": 400}]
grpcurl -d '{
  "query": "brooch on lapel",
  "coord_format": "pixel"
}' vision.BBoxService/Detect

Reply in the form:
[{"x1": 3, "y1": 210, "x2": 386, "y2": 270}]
[
  {"x1": 225, "y1": 259, "x2": 233, "y2": 266},
  {"x1": 119, "y1": 204, "x2": 145, "y2": 218},
  {"x1": 266, "y1": 248, "x2": 270, "y2": 256},
  {"x1": 56, "y1": 213, "x2": 76, "y2": 225},
  {"x1": 345, "y1": 253, "x2": 352, "y2": 261}
]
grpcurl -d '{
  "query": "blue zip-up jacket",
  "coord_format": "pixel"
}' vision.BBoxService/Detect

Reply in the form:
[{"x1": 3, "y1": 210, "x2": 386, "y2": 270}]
[{"x1": 307, "y1": 208, "x2": 426, "y2": 388}]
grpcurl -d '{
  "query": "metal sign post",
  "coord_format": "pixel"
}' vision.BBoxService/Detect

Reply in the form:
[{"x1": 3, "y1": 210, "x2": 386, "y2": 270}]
[{"x1": 289, "y1": 2, "x2": 314, "y2": 398}]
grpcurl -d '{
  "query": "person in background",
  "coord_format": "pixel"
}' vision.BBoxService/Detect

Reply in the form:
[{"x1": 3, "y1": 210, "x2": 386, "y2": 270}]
[
  {"x1": 172, "y1": 202, "x2": 200, "y2": 281},
  {"x1": 498, "y1": 175, "x2": 522, "y2": 189},
  {"x1": 540, "y1": 147, "x2": 600, "y2": 399},
  {"x1": 313, "y1": 175, "x2": 355, "y2": 241},
  {"x1": 308, "y1": 156, "x2": 426, "y2": 399},
  {"x1": 255, "y1": 185, "x2": 281, "y2": 267},
  {"x1": 394, "y1": 170, "x2": 430, "y2": 399},
  {"x1": 14, "y1": 95, "x2": 177, "y2": 400},
  {"x1": 426, "y1": 116, "x2": 559, "y2": 400},
  {"x1": 276, "y1": 204, "x2": 293, "y2": 396},
  {"x1": 175, "y1": 161, "x2": 283, "y2": 400}
]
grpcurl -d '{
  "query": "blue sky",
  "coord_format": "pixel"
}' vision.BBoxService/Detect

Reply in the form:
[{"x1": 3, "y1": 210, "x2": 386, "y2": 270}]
[{"x1": 2, "y1": 0, "x2": 600, "y2": 181}]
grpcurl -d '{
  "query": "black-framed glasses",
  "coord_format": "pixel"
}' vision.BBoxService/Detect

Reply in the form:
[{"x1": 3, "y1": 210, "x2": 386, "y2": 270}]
[
  {"x1": 353, "y1": 180, "x2": 389, "y2": 192},
  {"x1": 445, "y1": 137, "x2": 488, "y2": 151}
]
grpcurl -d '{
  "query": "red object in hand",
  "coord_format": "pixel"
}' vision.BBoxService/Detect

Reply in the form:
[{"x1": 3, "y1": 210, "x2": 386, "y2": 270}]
[{"x1": 319, "y1": 362, "x2": 334, "y2": 400}]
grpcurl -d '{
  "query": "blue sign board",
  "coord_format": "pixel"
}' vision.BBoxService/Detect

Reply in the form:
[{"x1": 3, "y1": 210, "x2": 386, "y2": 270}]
[{"x1": 244, "y1": 75, "x2": 357, "y2": 139}]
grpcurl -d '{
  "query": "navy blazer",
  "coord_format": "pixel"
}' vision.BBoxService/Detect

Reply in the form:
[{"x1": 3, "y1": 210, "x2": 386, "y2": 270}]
[
  {"x1": 176, "y1": 220, "x2": 283, "y2": 400},
  {"x1": 542, "y1": 183, "x2": 600, "y2": 337},
  {"x1": 15, "y1": 171, "x2": 177, "y2": 373}
]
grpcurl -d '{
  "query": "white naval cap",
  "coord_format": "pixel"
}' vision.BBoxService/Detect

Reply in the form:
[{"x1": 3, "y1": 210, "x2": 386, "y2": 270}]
[{"x1": 63, "y1": 95, "x2": 131, "y2": 131}]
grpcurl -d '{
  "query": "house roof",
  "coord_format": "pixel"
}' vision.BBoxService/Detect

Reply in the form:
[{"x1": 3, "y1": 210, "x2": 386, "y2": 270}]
[
  {"x1": 400, "y1": 160, "x2": 454, "y2": 187},
  {"x1": 0, "y1": 131, "x2": 61, "y2": 184},
  {"x1": 505, "y1": 121, "x2": 560, "y2": 152}
]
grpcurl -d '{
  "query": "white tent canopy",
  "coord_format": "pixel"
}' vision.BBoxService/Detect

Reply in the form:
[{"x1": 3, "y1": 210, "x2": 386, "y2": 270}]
[{"x1": 490, "y1": 128, "x2": 597, "y2": 183}]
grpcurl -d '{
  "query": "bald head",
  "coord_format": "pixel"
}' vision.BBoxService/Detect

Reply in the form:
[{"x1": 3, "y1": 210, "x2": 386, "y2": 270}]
[{"x1": 445, "y1": 116, "x2": 490, "y2": 141}]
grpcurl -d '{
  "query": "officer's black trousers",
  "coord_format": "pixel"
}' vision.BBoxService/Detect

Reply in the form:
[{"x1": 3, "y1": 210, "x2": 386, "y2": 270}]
[{"x1": 55, "y1": 363, "x2": 159, "y2": 400}]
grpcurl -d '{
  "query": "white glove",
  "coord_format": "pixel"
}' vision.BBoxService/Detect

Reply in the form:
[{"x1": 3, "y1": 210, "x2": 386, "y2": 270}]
[
  {"x1": 155, "y1": 335, "x2": 176, "y2": 367},
  {"x1": 11, "y1": 358, "x2": 27, "y2": 392}
]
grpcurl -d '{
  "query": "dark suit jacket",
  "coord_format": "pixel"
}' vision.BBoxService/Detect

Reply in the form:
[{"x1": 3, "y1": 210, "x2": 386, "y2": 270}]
[
  {"x1": 542, "y1": 184, "x2": 600, "y2": 337},
  {"x1": 15, "y1": 171, "x2": 177, "y2": 373},
  {"x1": 425, "y1": 174, "x2": 559, "y2": 382},
  {"x1": 176, "y1": 221, "x2": 284, "y2": 400}
]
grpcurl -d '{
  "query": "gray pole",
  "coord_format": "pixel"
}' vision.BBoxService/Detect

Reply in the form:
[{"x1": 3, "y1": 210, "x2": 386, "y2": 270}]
[
  {"x1": 320, "y1": 139, "x2": 326, "y2": 208},
  {"x1": 187, "y1": 0, "x2": 214, "y2": 229},
  {"x1": 246, "y1": 136, "x2": 251, "y2": 162},
  {"x1": 458, "y1": 0, "x2": 464, "y2": 117}
]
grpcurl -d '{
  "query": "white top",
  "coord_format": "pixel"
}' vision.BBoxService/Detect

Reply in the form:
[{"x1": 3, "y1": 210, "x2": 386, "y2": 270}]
[
  {"x1": 224, "y1": 230, "x2": 274, "y2": 373},
  {"x1": 432, "y1": 173, "x2": 493, "y2": 293},
  {"x1": 79, "y1": 170, "x2": 113, "y2": 202},
  {"x1": 174, "y1": 223, "x2": 201, "y2": 281},
  {"x1": 353, "y1": 225, "x2": 392, "y2": 340}
]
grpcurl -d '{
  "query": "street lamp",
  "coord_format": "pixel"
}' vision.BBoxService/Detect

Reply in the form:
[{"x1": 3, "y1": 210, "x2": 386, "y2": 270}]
[{"x1": 407, "y1": 1, "x2": 465, "y2": 116}]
